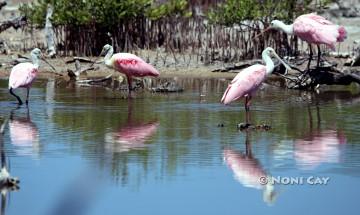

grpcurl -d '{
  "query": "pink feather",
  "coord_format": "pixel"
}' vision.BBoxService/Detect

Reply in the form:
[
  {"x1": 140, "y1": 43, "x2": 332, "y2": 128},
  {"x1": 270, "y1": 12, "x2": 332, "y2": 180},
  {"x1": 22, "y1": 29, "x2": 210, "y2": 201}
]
[
  {"x1": 113, "y1": 53, "x2": 159, "y2": 77},
  {"x1": 221, "y1": 65, "x2": 266, "y2": 105},
  {"x1": 293, "y1": 13, "x2": 347, "y2": 50},
  {"x1": 9, "y1": 62, "x2": 38, "y2": 89}
]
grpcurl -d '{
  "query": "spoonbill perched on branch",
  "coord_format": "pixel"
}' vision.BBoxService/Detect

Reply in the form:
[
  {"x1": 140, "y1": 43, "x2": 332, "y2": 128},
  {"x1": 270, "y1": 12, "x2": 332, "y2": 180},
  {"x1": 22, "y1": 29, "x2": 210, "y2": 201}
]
[
  {"x1": 258, "y1": 13, "x2": 347, "y2": 68},
  {"x1": 100, "y1": 44, "x2": 160, "y2": 94},
  {"x1": 9, "y1": 48, "x2": 54, "y2": 105},
  {"x1": 221, "y1": 47, "x2": 290, "y2": 117}
]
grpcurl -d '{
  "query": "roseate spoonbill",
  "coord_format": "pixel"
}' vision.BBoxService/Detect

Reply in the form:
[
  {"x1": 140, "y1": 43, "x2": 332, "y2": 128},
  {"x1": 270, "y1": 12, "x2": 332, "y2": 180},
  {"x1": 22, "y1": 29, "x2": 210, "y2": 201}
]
[
  {"x1": 100, "y1": 44, "x2": 160, "y2": 94},
  {"x1": 224, "y1": 132, "x2": 276, "y2": 204},
  {"x1": 8, "y1": 48, "x2": 53, "y2": 105},
  {"x1": 260, "y1": 13, "x2": 347, "y2": 67},
  {"x1": 221, "y1": 47, "x2": 290, "y2": 113}
]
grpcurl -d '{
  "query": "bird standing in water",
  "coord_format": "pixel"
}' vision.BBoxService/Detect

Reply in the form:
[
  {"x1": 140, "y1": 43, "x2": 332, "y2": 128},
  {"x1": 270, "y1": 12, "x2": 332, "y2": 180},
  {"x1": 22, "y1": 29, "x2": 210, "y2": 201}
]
[
  {"x1": 259, "y1": 13, "x2": 347, "y2": 68},
  {"x1": 100, "y1": 44, "x2": 160, "y2": 94},
  {"x1": 9, "y1": 48, "x2": 46, "y2": 105},
  {"x1": 221, "y1": 47, "x2": 291, "y2": 121}
]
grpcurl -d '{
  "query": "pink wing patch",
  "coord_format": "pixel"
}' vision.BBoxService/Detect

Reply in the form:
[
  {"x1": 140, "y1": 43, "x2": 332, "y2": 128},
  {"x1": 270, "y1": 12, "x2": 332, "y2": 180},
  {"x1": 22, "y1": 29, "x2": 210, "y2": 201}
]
[
  {"x1": 114, "y1": 53, "x2": 160, "y2": 77},
  {"x1": 9, "y1": 63, "x2": 38, "y2": 89},
  {"x1": 294, "y1": 13, "x2": 345, "y2": 50},
  {"x1": 299, "y1": 13, "x2": 333, "y2": 25},
  {"x1": 221, "y1": 65, "x2": 266, "y2": 105}
]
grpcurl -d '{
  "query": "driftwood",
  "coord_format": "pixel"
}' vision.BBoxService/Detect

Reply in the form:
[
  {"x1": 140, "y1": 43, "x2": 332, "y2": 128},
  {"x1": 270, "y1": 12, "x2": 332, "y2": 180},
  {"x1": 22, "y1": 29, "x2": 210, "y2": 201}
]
[
  {"x1": 211, "y1": 59, "x2": 263, "y2": 73},
  {"x1": 67, "y1": 59, "x2": 98, "y2": 81},
  {"x1": 76, "y1": 74, "x2": 113, "y2": 85},
  {"x1": 0, "y1": 2, "x2": 6, "y2": 10},
  {"x1": 212, "y1": 54, "x2": 360, "y2": 90},
  {"x1": 65, "y1": 57, "x2": 96, "y2": 64},
  {"x1": 278, "y1": 60, "x2": 360, "y2": 90},
  {"x1": 45, "y1": 5, "x2": 56, "y2": 58},
  {"x1": 0, "y1": 16, "x2": 26, "y2": 33}
]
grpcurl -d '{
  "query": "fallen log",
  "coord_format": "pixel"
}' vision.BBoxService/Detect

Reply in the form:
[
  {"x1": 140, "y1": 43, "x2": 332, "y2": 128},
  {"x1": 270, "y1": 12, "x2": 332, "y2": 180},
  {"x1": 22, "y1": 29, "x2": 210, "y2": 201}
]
[
  {"x1": 211, "y1": 59, "x2": 262, "y2": 73},
  {"x1": 76, "y1": 74, "x2": 113, "y2": 85},
  {"x1": 66, "y1": 57, "x2": 96, "y2": 64},
  {"x1": 279, "y1": 63, "x2": 360, "y2": 90},
  {"x1": 0, "y1": 16, "x2": 26, "y2": 33}
]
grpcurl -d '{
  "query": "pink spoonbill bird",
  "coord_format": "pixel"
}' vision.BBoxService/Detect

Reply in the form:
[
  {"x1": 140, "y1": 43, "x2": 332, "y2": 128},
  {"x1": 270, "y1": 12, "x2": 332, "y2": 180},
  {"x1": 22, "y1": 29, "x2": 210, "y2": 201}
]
[
  {"x1": 221, "y1": 47, "x2": 290, "y2": 116},
  {"x1": 261, "y1": 13, "x2": 347, "y2": 67},
  {"x1": 100, "y1": 44, "x2": 160, "y2": 94},
  {"x1": 9, "y1": 48, "x2": 53, "y2": 105}
]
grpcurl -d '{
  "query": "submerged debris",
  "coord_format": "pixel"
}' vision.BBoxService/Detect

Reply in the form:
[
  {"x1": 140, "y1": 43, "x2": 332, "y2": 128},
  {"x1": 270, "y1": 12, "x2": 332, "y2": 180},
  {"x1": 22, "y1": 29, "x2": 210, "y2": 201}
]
[
  {"x1": 151, "y1": 81, "x2": 184, "y2": 93},
  {"x1": 237, "y1": 123, "x2": 271, "y2": 131}
]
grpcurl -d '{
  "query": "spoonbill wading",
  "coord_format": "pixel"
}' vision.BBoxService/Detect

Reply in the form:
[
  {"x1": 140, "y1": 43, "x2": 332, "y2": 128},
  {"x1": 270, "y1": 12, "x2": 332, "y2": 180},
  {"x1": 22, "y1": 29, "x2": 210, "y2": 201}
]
[
  {"x1": 9, "y1": 48, "x2": 53, "y2": 105},
  {"x1": 259, "y1": 13, "x2": 347, "y2": 68},
  {"x1": 100, "y1": 44, "x2": 160, "y2": 94},
  {"x1": 221, "y1": 47, "x2": 291, "y2": 121}
]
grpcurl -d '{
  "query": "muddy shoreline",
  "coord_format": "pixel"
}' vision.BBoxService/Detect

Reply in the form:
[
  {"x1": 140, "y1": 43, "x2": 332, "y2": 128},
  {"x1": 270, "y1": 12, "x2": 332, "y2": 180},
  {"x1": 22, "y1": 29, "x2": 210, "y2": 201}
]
[{"x1": 0, "y1": 54, "x2": 238, "y2": 80}]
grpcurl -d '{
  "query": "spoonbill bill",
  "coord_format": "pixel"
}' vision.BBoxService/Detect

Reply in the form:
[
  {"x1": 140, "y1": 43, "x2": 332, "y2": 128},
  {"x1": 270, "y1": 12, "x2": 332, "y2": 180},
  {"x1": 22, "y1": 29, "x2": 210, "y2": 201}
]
[
  {"x1": 100, "y1": 44, "x2": 160, "y2": 94},
  {"x1": 260, "y1": 13, "x2": 347, "y2": 67},
  {"x1": 221, "y1": 47, "x2": 290, "y2": 112},
  {"x1": 9, "y1": 48, "x2": 52, "y2": 105}
]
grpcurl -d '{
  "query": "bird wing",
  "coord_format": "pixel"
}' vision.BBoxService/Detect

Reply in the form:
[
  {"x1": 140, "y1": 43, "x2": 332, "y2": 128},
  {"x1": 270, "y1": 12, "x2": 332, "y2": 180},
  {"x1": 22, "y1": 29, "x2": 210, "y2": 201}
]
[
  {"x1": 113, "y1": 53, "x2": 160, "y2": 77},
  {"x1": 298, "y1": 13, "x2": 333, "y2": 25},
  {"x1": 293, "y1": 13, "x2": 339, "y2": 49},
  {"x1": 9, "y1": 63, "x2": 38, "y2": 89},
  {"x1": 221, "y1": 65, "x2": 266, "y2": 105}
]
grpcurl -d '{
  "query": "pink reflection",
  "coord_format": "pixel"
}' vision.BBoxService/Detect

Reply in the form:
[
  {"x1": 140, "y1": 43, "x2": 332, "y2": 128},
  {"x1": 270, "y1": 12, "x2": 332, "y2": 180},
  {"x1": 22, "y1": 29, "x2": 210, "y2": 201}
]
[
  {"x1": 9, "y1": 109, "x2": 39, "y2": 156},
  {"x1": 224, "y1": 135, "x2": 277, "y2": 205},
  {"x1": 105, "y1": 122, "x2": 159, "y2": 153},
  {"x1": 294, "y1": 130, "x2": 346, "y2": 170}
]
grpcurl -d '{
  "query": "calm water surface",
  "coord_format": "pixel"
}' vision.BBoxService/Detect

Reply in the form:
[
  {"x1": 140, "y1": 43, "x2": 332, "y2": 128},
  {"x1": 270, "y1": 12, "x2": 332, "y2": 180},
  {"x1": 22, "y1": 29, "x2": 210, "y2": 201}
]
[{"x1": 0, "y1": 78, "x2": 360, "y2": 215}]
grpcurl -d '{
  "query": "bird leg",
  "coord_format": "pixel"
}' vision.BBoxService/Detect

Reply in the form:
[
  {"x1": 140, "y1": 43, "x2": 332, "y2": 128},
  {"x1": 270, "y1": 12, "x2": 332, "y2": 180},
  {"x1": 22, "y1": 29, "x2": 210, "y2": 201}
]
[
  {"x1": 9, "y1": 88, "x2": 23, "y2": 106},
  {"x1": 244, "y1": 95, "x2": 252, "y2": 112},
  {"x1": 307, "y1": 44, "x2": 313, "y2": 71},
  {"x1": 126, "y1": 75, "x2": 133, "y2": 92},
  {"x1": 26, "y1": 88, "x2": 30, "y2": 105},
  {"x1": 245, "y1": 108, "x2": 252, "y2": 125},
  {"x1": 317, "y1": 45, "x2": 322, "y2": 67}
]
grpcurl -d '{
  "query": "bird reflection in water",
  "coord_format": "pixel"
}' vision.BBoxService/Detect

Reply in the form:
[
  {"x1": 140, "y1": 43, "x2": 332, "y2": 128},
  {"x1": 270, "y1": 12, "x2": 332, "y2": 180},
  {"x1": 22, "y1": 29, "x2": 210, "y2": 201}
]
[
  {"x1": 294, "y1": 105, "x2": 346, "y2": 170},
  {"x1": 224, "y1": 131, "x2": 277, "y2": 205},
  {"x1": 105, "y1": 101, "x2": 159, "y2": 153},
  {"x1": 9, "y1": 107, "x2": 40, "y2": 157}
]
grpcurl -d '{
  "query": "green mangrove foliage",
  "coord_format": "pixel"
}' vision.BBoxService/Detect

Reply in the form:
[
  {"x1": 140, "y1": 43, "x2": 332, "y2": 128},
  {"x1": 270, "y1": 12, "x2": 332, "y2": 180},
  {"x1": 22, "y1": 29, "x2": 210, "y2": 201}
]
[
  {"x1": 20, "y1": 0, "x2": 191, "y2": 55},
  {"x1": 19, "y1": 0, "x2": 335, "y2": 60}
]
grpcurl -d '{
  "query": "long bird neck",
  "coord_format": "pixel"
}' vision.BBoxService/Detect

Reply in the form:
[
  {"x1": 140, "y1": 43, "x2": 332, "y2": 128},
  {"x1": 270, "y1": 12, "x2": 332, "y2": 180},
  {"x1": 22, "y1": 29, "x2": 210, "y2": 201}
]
[
  {"x1": 104, "y1": 47, "x2": 114, "y2": 68},
  {"x1": 262, "y1": 52, "x2": 275, "y2": 75},
  {"x1": 277, "y1": 22, "x2": 294, "y2": 35},
  {"x1": 31, "y1": 53, "x2": 40, "y2": 69}
]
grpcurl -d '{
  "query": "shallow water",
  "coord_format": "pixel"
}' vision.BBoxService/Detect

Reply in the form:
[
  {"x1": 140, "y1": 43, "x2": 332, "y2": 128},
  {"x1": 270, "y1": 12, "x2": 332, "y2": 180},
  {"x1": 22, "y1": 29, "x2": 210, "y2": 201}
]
[{"x1": 0, "y1": 78, "x2": 360, "y2": 215}]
